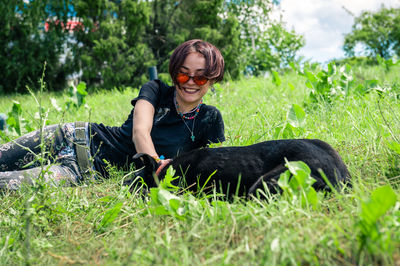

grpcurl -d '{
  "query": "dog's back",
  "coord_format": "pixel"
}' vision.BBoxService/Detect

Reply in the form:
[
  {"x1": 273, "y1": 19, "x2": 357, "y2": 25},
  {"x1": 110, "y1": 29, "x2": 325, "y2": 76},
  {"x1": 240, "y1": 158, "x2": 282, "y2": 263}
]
[{"x1": 131, "y1": 139, "x2": 350, "y2": 197}]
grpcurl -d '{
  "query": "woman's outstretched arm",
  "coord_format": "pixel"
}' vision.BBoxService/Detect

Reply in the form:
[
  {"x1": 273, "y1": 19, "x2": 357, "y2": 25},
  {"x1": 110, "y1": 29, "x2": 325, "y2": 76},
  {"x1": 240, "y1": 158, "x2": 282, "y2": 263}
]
[{"x1": 132, "y1": 99, "x2": 157, "y2": 158}]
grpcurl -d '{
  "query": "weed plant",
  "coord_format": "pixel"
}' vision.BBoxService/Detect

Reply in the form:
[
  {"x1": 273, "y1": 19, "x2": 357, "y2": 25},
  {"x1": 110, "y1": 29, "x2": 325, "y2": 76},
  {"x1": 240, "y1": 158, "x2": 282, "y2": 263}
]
[{"x1": 0, "y1": 64, "x2": 400, "y2": 265}]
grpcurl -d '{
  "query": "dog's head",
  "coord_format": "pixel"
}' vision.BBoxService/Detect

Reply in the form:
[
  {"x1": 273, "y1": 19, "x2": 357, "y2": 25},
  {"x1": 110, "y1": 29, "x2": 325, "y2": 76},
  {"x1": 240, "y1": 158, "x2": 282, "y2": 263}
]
[
  {"x1": 123, "y1": 153, "x2": 159, "y2": 188},
  {"x1": 133, "y1": 152, "x2": 159, "y2": 176},
  {"x1": 133, "y1": 153, "x2": 158, "y2": 169}
]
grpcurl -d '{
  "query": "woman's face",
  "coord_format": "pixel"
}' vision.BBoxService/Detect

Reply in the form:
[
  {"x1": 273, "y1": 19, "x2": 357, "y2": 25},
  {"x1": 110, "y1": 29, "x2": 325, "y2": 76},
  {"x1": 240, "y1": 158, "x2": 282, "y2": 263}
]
[{"x1": 175, "y1": 52, "x2": 211, "y2": 108}]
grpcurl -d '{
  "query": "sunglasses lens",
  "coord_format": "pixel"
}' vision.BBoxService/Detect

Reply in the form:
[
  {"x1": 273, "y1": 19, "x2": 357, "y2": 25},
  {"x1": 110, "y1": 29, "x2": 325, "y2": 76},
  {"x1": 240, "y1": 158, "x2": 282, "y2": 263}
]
[
  {"x1": 177, "y1": 73, "x2": 208, "y2": 85},
  {"x1": 193, "y1": 76, "x2": 208, "y2": 86},
  {"x1": 177, "y1": 73, "x2": 189, "y2": 84}
]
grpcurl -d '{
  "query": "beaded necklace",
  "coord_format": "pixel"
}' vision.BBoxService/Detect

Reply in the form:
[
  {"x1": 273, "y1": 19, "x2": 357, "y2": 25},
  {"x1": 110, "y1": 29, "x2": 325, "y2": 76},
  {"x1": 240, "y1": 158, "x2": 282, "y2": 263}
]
[
  {"x1": 174, "y1": 98, "x2": 203, "y2": 120},
  {"x1": 174, "y1": 92, "x2": 204, "y2": 141}
]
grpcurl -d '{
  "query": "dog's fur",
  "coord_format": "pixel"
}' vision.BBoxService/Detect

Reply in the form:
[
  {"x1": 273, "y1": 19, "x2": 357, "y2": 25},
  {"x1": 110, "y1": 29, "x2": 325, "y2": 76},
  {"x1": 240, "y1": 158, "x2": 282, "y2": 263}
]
[{"x1": 126, "y1": 139, "x2": 350, "y2": 197}]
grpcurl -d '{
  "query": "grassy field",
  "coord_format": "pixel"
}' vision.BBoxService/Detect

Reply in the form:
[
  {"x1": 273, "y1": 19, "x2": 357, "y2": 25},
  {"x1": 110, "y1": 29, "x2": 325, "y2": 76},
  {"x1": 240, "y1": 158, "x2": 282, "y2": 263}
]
[{"x1": 1, "y1": 63, "x2": 400, "y2": 265}]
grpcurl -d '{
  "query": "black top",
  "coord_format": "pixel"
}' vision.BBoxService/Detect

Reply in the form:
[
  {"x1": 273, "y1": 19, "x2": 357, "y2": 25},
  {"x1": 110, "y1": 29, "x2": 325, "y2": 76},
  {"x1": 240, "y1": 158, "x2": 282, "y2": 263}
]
[{"x1": 89, "y1": 79, "x2": 225, "y2": 177}]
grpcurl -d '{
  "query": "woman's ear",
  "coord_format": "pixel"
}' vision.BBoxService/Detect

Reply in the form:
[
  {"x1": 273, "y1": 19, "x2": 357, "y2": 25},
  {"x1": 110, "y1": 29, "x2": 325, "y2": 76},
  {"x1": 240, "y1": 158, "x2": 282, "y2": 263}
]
[{"x1": 209, "y1": 80, "x2": 216, "y2": 92}]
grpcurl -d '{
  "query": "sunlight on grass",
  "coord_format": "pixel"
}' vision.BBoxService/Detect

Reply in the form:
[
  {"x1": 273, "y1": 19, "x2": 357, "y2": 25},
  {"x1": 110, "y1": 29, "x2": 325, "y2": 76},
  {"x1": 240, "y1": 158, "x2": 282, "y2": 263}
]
[{"x1": 1, "y1": 65, "x2": 400, "y2": 264}]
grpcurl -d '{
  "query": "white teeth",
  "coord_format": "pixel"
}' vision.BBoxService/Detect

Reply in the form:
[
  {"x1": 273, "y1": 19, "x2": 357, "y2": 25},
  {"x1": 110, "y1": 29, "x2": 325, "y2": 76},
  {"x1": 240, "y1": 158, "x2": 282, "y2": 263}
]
[{"x1": 184, "y1": 88, "x2": 197, "y2": 93}]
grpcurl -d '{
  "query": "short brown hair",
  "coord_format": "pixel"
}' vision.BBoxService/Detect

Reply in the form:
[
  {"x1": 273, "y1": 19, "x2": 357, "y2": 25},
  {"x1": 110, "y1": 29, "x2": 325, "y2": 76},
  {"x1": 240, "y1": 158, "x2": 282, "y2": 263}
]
[{"x1": 169, "y1": 39, "x2": 225, "y2": 85}]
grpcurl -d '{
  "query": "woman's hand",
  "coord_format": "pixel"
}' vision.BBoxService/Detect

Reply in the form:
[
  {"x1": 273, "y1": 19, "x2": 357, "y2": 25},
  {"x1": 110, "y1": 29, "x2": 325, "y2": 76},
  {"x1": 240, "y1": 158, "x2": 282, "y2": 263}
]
[{"x1": 156, "y1": 159, "x2": 172, "y2": 175}]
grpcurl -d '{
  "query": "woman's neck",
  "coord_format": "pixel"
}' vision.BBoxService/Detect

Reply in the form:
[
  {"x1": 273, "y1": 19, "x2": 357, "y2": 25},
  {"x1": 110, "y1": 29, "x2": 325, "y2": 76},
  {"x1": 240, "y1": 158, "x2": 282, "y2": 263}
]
[{"x1": 175, "y1": 95, "x2": 201, "y2": 114}]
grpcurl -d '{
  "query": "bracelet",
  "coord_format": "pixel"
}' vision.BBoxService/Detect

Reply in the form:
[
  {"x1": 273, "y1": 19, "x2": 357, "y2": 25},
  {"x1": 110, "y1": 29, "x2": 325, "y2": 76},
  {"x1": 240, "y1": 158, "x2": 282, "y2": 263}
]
[
  {"x1": 152, "y1": 155, "x2": 165, "y2": 163},
  {"x1": 152, "y1": 156, "x2": 161, "y2": 162}
]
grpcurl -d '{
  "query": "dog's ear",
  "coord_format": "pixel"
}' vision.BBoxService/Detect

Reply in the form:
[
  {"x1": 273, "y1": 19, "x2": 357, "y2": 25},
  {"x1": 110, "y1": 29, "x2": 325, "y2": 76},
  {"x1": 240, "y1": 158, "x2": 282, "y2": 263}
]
[
  {"x1": 125, "y1": 153, "x2": 159, "y2": 188},
  {"x1": 132, "y1": 153, "x2": 159, "y2": 172}
]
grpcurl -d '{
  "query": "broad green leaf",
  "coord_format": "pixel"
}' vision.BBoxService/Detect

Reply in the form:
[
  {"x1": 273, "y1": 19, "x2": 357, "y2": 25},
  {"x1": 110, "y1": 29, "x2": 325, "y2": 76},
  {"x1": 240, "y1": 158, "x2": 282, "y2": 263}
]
[
  {"x1": 11, "y1": 101, "x2": 22, "y2": 115},
  {"x1": 157, "y1": 188, "x2": 180, "y2": 206},
  {"x1": 6, "y1": 116, "x2": 20, "y2": 135},
  {"x1": 169, "y1": 198, "x2": 181, "y2": 212},
  {"x1": 152, "y1": 205, "x2": 170, "y2": 215},
  {"x1": 278, "y1": 161, "x2": 319, "y2": 209},
  {"x1": 387, "y1": 141, "x2": 400, "y2": 155},
  {"x1": 289, "y1": 170, "x2": 309, "y2": 190},
  {"x1": 273, "y1": 126, "x2": 283, "y2": 139},
  {"x1": 285, "y1": 160, "x2": 311, "y2": 177},
  {"x1": 287, "y1": 104, "x2": 305, "y2": 128},
  {"x1": 160, "y1": 166, "x2": 179, "y2": 191},
  {"x1": 272, "y1": 70, "x2": 281, "y2": 86},
  {"x1": 150, "y1": 187, "x2": 161, "y2": 207},
  {"x1": 353, "y1": 84, "x2": 366, "y2": 94},
  {"x1": 305, "y1": 80, "x2": 314, "y2": 89},
  {"x1": 376, "y1": 54, "x2": 384, "y2": 64},
  {"x1": 99, "y1": 202, "x2": 123, "y2": 228},
  {"x1": 98, "y1": 195, "x2": 115, "y2": 203},
  {"x1": 304, "y1": 70, "x2": 317, "y2": 84},
  {"x1": 327, "y1": 62, "x2": 336, "y2": 75},
  {"x1": 281, "y1": 124, "x2": 295, "y2": 139},
  {"x1": 277, "y1": 170, "x2": 290, "y2": 191},
  {"x1": 7, "y1": 101, "x2": 23, "y2": 135},
  {"x1": 366, "y1": 79, "x2": 379, "y2": 88},
  {"x1": 360, "y1": 185, "x2": 397, "y2": 227},
  {"x1": 304, "y1": 187, "x2": 318, "y2": 208},
  {"x1": 289, "y1": 62, "x2": 298, "y2": 73},
  {"x1": 6, "y1": 117, "x2": 16, "y2": 128},
  {"x1": 76, "y1": 82, "x2": 88, "y2": 95},
  {"x1": 169, "y1": 198, "x2": 186, "y2": 217}
]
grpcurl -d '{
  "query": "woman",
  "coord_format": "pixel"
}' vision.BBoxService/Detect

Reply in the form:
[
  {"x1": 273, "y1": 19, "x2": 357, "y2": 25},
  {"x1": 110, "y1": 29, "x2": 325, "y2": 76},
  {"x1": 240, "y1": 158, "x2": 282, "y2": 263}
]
[{"x1": 0, "y1": 39, "x2": 225, "y2": 190}]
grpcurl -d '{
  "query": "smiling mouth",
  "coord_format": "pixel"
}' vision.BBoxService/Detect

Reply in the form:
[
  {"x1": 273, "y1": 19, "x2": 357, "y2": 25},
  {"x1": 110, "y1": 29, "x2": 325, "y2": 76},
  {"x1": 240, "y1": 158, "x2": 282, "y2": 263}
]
[{"x1": 182, "y1": 87, "x2": 199, "y2": 94}]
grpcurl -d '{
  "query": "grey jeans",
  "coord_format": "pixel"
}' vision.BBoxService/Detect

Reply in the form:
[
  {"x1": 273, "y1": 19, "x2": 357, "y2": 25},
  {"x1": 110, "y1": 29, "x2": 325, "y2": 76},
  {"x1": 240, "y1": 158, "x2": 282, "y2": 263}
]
[{"x1": 0, "y1": 123, "x2": 92, "y2": 190}]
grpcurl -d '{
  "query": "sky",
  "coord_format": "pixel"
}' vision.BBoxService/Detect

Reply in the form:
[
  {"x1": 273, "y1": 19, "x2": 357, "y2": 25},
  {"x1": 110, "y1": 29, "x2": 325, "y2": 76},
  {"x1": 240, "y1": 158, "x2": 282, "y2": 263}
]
[{"x1": 276, "y1": 0, "x2": 400, "y2": 63}]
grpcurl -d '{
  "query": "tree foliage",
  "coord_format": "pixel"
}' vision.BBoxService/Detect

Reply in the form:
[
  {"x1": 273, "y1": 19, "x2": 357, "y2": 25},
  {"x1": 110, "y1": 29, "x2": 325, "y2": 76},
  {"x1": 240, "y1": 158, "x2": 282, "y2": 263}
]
[
  {"x1": 142, "y1": 0, "x2": 243, "y2": 79},
  {"x1": 68, "y1": 0, "x2": 154, "y2": 89},
  {"x1": 0, "y1": 0, "x2": 305, "y2": 93},
  {"x1": 343, "y1": 6, "x2": 400, "y2": 59},
  {"x1": 179, "y1": 0, "x2": 243, "y2": 78},
  {"x1": 246, "y1": 22, "x2": 304, "y2": 75},
  {"x1": 0, "y1": 0, "x2": 71, "y2": 93}
]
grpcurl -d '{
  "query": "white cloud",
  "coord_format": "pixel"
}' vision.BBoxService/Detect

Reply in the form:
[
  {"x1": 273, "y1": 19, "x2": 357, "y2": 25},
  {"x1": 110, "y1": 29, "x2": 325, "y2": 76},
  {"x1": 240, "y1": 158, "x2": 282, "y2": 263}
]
[{"x1": 277, "y1": 0, "x2": 400, "y2": 62}]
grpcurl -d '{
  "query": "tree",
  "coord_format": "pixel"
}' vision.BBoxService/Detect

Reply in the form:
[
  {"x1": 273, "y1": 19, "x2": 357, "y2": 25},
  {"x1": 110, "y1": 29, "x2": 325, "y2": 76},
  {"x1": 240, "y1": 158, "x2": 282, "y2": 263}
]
[
  {"x1": 226, "y1": 0, "x2": 304, "y2": 76},
  {"x1": 179, "y1": 0, "x2": 243, "y2": 78},
  {"x1": 343, "y1": 6, "x2": 400, "y2": 59},
  {"x1": 67, "y1": 0, "x2": 154, "y2": 89},
  {"x1": 144, "y1": 0, "x2": 243, "y2": 79},
  {"x1": 1, "y1": 0, "x2": 305, "y2": 93},
  {"x1": 146, "y1": 0, "x2": 303, "y2": 79},
  {"x1": 246, "y1": 21, "x2": 304, "y2": 75},
  {"x1": 0, "y1": 0, "x2": 71, "y2": 93}
]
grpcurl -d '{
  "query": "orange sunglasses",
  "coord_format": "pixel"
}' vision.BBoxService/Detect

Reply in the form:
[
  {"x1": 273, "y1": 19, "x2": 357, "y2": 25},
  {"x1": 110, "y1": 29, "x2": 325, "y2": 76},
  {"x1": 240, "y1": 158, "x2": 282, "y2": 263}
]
[{"x1": 176, "y1": 73, "x2": 209, "y2": 86}]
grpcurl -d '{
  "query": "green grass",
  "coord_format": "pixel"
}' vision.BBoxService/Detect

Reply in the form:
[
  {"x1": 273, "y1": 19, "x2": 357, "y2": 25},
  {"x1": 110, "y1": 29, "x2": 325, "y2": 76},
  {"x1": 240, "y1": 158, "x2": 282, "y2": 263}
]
[{"x1": 1, "y1": 65, "x2": 400, "y2": 265}]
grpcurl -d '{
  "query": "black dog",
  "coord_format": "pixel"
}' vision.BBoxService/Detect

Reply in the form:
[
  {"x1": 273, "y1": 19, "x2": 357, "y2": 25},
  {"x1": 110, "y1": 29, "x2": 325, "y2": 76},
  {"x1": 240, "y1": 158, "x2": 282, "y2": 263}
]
[{"x1": 126, "y1": 139, "x2": 350, "y2": 198}]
